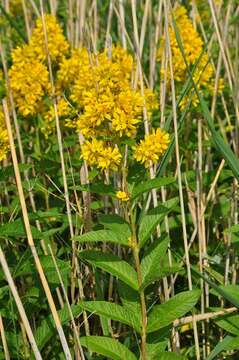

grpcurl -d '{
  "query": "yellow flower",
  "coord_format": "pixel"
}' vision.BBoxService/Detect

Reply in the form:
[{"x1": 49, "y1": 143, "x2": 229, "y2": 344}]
[
  {"x1": 29, "y1": 14, "x2": 69, "y2": 62},
  {"x1": 133, "y1": 128, "x2": 170, "y2": 167},
  {"x1": 144, "y1": 88, "x2": 159, "y2": 114},
  {"x1": 81, "y1": 139, "x2": 105, "y2": 166},
  {"x1": 116, "y1": 191, "x2": 130, "y2": 202},
  {"x1": 111, "y1": 109, "x2": 140, "y2": 138},
  {"x1": 81, "y1": 139, "x2": 122, "y2": 171},
  {"x1": 42, "y1": 98, "x2": 73, "y2": 138},
  {"x1": 69, "y1": 46, "x2": 152, "y2": 139},
  {"x1": 111, "y1": 45, "x2": 134, "y2": 79},
  {"x1": 56, "y1": 48, "x2": 90, "y2": 91},
  {"x1": 158, "y1": 5, "x2": 223, "y2": 109},
  {"x1": 9, "y1": 46, "x2": 50, "y2": 116},
  {"x1": 0, "y1": 108, "x2": 9, "y2": 161},
  {"x1": 159, "y1": 6, "x2": 203, "y2": 84},
  {"x1": 98, "y1": 146, "x2": 122, "y2": 171}
]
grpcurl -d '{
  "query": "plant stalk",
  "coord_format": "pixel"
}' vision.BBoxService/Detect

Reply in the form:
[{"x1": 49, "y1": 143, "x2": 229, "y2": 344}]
[{"x1": 130, "y1": 210, "x2": 147, "y2": 360}]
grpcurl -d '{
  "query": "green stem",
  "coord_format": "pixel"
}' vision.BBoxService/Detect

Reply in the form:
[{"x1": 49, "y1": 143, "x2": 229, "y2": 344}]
[{"x1": 130, "y1": 210, "x2": 147, "y2": 360}]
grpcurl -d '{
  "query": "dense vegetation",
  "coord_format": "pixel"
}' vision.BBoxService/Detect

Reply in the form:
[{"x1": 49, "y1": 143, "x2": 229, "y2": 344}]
[{"x1": 0, "y1": 1, "x2": 239, "y2": 359}]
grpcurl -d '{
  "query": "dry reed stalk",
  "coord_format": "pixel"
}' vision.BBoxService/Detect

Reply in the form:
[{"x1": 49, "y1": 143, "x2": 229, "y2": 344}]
[
  {"x1": 68, "y1": 0, "x2": 74, "y2": 46},
  {"x1": 48, "y1": 244, "x2": 85, "y2": 360},
  {"x1": 149, "y1": 0, "x2": 163, "y2": 88},
  {"x1": 1, "y1": 38, "x2": 66, "y2": 308},
  {"x1": 208, "y1": 0, "x2": 238, "y2": 114},
  {"x1": 139, "y1": 0, "x2": 150, "y2": 57},
  {"x1": 174, "y1": 307, "x2": 237, "y2": 327},
  {"x1": 118, "y1": 0, "x2": 126, "y2": 49},
  {"x1": 171, "y1": 158, "x2": 225, "y2": 291},
  {"x1": 164, "y1": 2, "x2": 200, "y2": 358},
  {"x1": 3, "y1": 99, "x2": 72, "y2": 359},
  {"x1": 28, "y1": 0, "x2": 40, "y2": 16},
  {"x1": 0, "y1": 245, "x2": 42, "y2": 359},
  {"x1": 21, "y1": 0, "x2": 30, "y2": 41},
  {"x1": 38, "y1": 2, "x2": 91, "y2": 352},
  {"x1": 105, "y1": 0, "x2": 114, "y2": 48},
  {"x1": 49, "y1": 0, "x2": 57, "y2": 16},
  {"x1": 131, "y1": 0, "x2": 173, "y2": 314},
  {"x1": 189, "y1": 7, "x2": 209, "y2": 357},
  {"x1": 76, "y1": 0, "x2": 86, "y2": 47},
  {"x1": 0, "y1": 315, "x2": 10, "y2": 360},
  {"x1": 157, "y1": 6, "x2": 176, "y2": 316}
]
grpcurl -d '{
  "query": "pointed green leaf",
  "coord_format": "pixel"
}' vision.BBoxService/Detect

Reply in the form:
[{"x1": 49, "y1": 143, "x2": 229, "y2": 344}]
[
  {"x1": 80, "y1": 336, "x2": 137, "y2": 360},
  {"x1": 138, "y1": 198, "x2": 178, "y2": 248},
  {"x1": 214, "y1": 313, "x2": 239, "y2": 336},
  {"x1": 147, "y1": 290, "x2": 201, "y2": 333},
  {"x1": 0, "y1": 218, "x2": 42, "y2": 239},
  {"x1": 35, "y1": 304, "x2": 82, "y2": 349},
  {"x1": 199, "y1": 94, "x2": 239, "y2": 180},
  {"x1": 98, "y1": 214, "x2": 131, "y2": 238},
  {"x1": 79, "y1": 250, "x2": 138, "y2": 290},
  {"x1": 155, "y1": 353, "x2": 186, "y2": 360},
  {"x1": 192, "y1": 267, "x2": 239, "y2": 308},
  {"x1": 73, "y1": 229, "x2": 130, "y2": 246},
  {"x1": 146, "y1": 342, "x2": 168, "y2": 360},
  {"x1": 131, "y1": 177, "x2": 175, "y2": 200},
  {"x1": 141, "y1": 236, "x2": 181, "y2": 290},
  {"x1": 118, "y1": 282, "x2": 141, "y2": 315},
  {"x1": 79, "y1": 301, "x2": 141, "y2": 333},
  {"x1": 207, "y1": 335, "x2": 239, "y2": 360}
]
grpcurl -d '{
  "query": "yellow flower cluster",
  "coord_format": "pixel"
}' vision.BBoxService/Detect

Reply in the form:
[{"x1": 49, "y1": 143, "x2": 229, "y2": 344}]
[
  {"x1": 57, "y1": 45, "x2": 158, "y2": 136},
  {"x1": 133, "y1": 128, "x2": 170, "y2": 167},
  {"x1": 56, "y1": 44, "x2": 158, "y2": 171},
  {"x1": 61, "y1": 46, "x2": 152, "y2": 138},
  {"x1": 9, "y1": 46, "x2": 50, "y2": 116},
  {"x1": 81, "y1": 139, "x2": 122, "y2": 171},
  {"x1": 8, "y1": 15, "x2": 69, "y2": 117},
  {"x1": 42, "y1": 98, "x2": 72, "y2": 138},
  {"x1": 8, "y1": 14, "x2": 164, "y2": 172},
  {"x1": 158, "y1": 6, "x2": 223, "y2": 108},
  {"x1": 29, "y1": 15, "x2": 69, "y2": 62},
  {"x1": 0, "y1": 107, "x2": 9, "y2": 161},
  {"x1": 56, "y1": 48, "x2": 90, "y2": 91}
]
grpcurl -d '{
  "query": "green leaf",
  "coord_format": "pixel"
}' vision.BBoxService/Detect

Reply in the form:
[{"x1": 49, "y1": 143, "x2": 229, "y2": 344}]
[
  {"x1": 91, "y1": 182, "x2": 116, "y2": 196},
  {"x1": 35, "y1": 304, "x2": 82, "y2": 349},
  {"x1": 131, "y1": 177, "x2": 175, "y2": 200},
  {"x1": 147, "y1": 290, "x2": 201, "y2": 333},
  {"x1": 73, "y1": 229, "x2": 130, "y2": 246},
  {"x1": 95, "y1": 270, "x2": 110, "y2": 336},
  {"x1": 98, "y1": 214, "x2": 131, "y2": 238},
  {"x1": 0, "y1": 219, "x2": 42, "y2": 239},
  {"x1": 118, "y1": 281, "x2": 141, "y2": 315},
  {"x1": 80, "y1": 336, "x2": 137, "y2": 360},
  {"x1": 207, "y1": 335, "x2": 239, "y2": 360},
  {"x1": 15, "y1": 256, "x2": 70, "y2": 286},
  {"x1": 79, "y1": 250, "x2": 138, "y2": 290},
  {"x1": 79, "y1": 301, "x2": 141, "y2": 333},
  {"x1": 146, "y1": 342, "x2": 168, "y2": 360},
  {"x1": 141, "y1": 236, "x2": 169, "y2": 289},
  {"x1": 192, "y1": 267, "x2": 239, "y2": 308},
  {"x1": 198, "y1": 93, "x2": 239, "y2": 180},
  {"x1": 214, "y1": 313, "x2": 239, "y2": 336},
  {"x1": 138, "y1": 198, "x2": 178, "y2": 248},
  {"x1": 155, "y1": 353, "x2": 186, "y2": 360}
]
